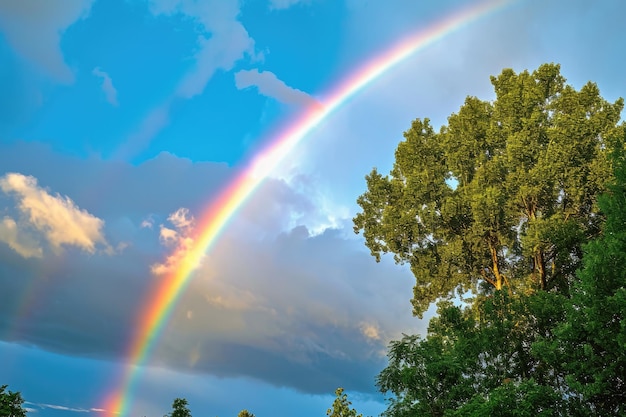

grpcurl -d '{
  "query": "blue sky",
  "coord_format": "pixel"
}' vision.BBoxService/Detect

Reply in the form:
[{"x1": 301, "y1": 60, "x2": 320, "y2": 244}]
[{"x1": 0, "y1": 1, "x2": 625, "y2": 416}]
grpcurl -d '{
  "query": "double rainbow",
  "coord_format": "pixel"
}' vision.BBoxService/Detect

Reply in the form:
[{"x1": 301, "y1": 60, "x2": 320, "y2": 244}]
[{"x1": 104, "y1": 1, "x2": 511, "y2": 415}]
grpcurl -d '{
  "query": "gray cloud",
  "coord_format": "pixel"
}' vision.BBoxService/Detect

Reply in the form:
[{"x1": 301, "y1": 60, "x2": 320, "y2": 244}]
[
  {"x1": 0, "y1": 141, "x2": 421, "y2": 394},
  {"x1": 92, "y1": 67, "x2": 119, "y2": 106},
  {"x1": 0, "y1": 0, "x2": 94, "y2": 82},
  {"x1": 235, "y1": 69, "x2": 321, "y2": 108}
]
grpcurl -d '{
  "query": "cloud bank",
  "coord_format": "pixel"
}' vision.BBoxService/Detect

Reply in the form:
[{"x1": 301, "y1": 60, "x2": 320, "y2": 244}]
[{"x1": 0, "y1": 142, "x2": 421, "y2": 395}]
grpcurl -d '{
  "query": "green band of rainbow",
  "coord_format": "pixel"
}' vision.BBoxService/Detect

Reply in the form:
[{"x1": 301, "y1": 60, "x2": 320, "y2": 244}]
[{"x1": 103, "y1": 1, "x2": 511, "y2": 414}]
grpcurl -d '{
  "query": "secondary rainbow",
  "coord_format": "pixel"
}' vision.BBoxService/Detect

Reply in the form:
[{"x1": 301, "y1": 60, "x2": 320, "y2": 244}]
[{"x1": 103, "y1": 1, "x2": 512, "y2": 415}]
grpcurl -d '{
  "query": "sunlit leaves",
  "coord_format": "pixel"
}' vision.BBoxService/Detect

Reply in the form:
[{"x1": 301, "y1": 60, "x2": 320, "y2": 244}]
[{"x1": 354, "y1": 63, "x2": 624, "y2": 316}]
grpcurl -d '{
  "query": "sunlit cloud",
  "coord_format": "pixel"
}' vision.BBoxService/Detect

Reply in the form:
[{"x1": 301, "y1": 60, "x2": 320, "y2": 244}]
[
  {"x1": 0, "y1": 173, "x2": 110, "y2": 255},
  {"x1": 359, "y1": 322, "x2": 381, "y2": 341},
  {"x1": 0, "y1": 216, "x2": 43, "y2": 258},
  {"x1": 151, "y1": 207, "x2": 198, "y2": 275}
]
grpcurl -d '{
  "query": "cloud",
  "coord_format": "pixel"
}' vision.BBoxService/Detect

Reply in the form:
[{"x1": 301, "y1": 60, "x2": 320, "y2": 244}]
[
  {"x1": 0, "y1": 142, "x2": 423, "y2": 395},
  {"x1": 92, "y1": 67, "x2": 119, "y2": 106},
  {"x1": 0, "y1": 0, "x2": 94, "y2": 82},
  {"x1": 151, "y1": 207, "x2": 198, "y2": 275},
  {"x1": 269, "y1": 0, "x2": 311, "y2": 10},
  {"x1": 117, "y1": 1, "x2": 260, "y2": 157},
  {"x1": 148, "y1": 224, "x2": 424, "y2": 393},
  {"x1": 360, "y1": 322, "x2": 381, "y2": 341},
  {"x1": 149, "y1": 0, "x2": 258, "y2": 99},
  {"x1": 0, "y1": 173, "x2": 109, "y2": 255},
  {"x1": 115, "y1": 102, "x2": 171, "y2": 159},
  {"x1": 235, "y1": 69, "x2": 321, "y2": 108},
  {"x1": 25, "y1": 402, "x2": 110, "y2": 414},
  {"x1": 0, "y1": 216, "x2": 43, "y2": 258}
]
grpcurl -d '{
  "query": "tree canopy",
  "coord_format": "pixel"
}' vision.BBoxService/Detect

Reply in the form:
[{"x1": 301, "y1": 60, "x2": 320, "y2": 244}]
[
  {"x1": 0, "y1": 385, "x2": 26, "y2": 417},
  {"x1": 354, "y1": 63, "x2": 624, "y2": 317},
  {"x1": 165, "y1": 398, "x2": 192, "y2": 417},
  {"x1": 326, "y1": 388, "x2": 363, "y2": 417},
  {"x1": 356, "y1": 64, "x2": 626, "y2": 416}
]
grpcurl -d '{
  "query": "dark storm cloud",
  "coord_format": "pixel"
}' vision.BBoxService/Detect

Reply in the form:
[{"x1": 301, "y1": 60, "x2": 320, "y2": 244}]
[{"x1": 0, "y1": 141, "x2": 421, "y2": 395}]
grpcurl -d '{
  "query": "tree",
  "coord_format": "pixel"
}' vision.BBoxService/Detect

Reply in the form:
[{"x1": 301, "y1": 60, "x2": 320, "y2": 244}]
[
  {"x1": 326, "y1": 388, "x2": 363, "y2": 417},
  {"x1": 237, "y1": 410, "x2": 255, "y2": 417},
  {"x1": 0, "y1": 385, "x2": 26, "y2": 417},
  {"x1": 377, "y1": 294, "x2": 568, "y2": 417},
  {"x1": 165, "y1": 398, "x2": 192, "y2": 417},
  {"x1": 357, "y1": 64, "x2": 626, "y2": 416},
  {"x1": 537, "y1": 144, "x2": 626, "y2": 415},
  {"x1": 354, "y1": 63, "x2": 624, "y2": 317}
]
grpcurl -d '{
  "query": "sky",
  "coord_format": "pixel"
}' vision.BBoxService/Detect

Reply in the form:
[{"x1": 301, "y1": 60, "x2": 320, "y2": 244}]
[{"x1": 0, "y1": 0, "x2": 625, "y2": 416}]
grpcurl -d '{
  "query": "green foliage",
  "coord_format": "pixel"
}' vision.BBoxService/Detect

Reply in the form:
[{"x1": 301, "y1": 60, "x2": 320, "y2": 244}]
[
  {"x1": 0, "y1": 385, "x2": 26, "y2": 417},
  {"x1": 165, "y1": 398, "x2": 192, "y2": 417},
  {"x1": 539, "y1": 144, "x2": 626, "y2": 415},
  {"x1": 326, "y1": 388, "x2": 363, "y2": 417},
  {"x1": 354, "y1": 63, "x2": 624, "y2": 317},
  {"x1": 375, "y1": 144, "x2": 626, "y2": 416},
  {"x1": 377, "y1": 293, "x2": 568, "y2": 416},
  {"x1": 361, "y1": 63, "x2": 626, "y2": 417},
  {"x1": 237, "y1": 410, "x2": 255, "y2": 417},
  {"x1": 450, "y1": 379, "x2": 564, "y2": 417}
]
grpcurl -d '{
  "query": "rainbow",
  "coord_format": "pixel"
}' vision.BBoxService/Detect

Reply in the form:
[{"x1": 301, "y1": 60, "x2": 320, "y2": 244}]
[{"x1": 103, "y1": 1, "x2": 512, "y2": 415}]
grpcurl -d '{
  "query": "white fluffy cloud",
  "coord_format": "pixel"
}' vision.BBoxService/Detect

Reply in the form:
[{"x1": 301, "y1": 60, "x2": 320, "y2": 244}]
[
  {"x1": 0, "y1": 0, "x2": 94, "y2": 82},
  {"x1": 0, "y1": 173, "x2": 109, "y2": 255},
  {"x1": 235, "y1": 69, "x2": 320, "y2": 108}
]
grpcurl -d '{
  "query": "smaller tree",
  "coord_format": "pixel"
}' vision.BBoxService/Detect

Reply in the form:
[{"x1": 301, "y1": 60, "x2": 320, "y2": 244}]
[
  {"x1": 165, "y1": 398, "x2": 192, "y2": 417},
  {"x1": 326, "y1": 388, "x2": 363, "y2": 417},
  {"x1": 0, "y1": 385, "x2": 27, "y2": 417},
  {"x1": 237, "y1": 410, "x2": 255, "y2": 417}
]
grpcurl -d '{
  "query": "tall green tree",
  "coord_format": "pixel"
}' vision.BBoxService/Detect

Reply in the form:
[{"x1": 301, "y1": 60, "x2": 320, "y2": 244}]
[
  {"x1": 354, "y1": 63, "x2": 624, "y2": 317},
  {"x1": 326, "y1": 388, "x2": 363, "y2": 417},
  {"x1": 165, "y1": 398, "x2": 192, "y2": 417},
  {"x1": 358, "y1": 64, "x2": 625, "y2": 416},
  {"x1": 0, "y1": 385, "x2": 27, "y2": 417}
]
